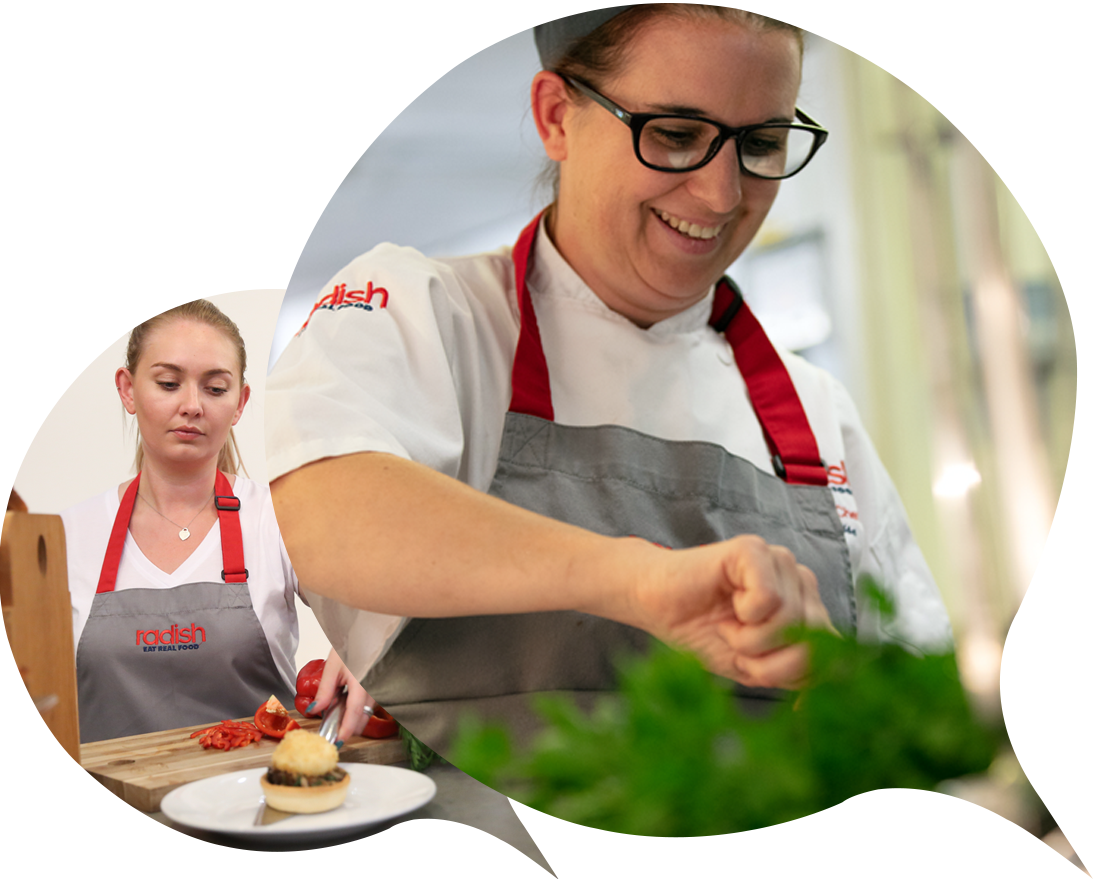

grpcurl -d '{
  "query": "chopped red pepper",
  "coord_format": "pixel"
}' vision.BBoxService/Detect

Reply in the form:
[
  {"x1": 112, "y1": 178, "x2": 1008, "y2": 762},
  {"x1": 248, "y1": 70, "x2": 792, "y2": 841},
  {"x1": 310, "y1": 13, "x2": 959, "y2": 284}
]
[
  {"x1": 191, "y1": 719, "x2": 263, "y2": 750},
  {"x1": 253, "y1": 695, "x2": 301, "y2": 739},
  {"x1": 363, "y1": 706, "x2": 399, "y2": 739}
]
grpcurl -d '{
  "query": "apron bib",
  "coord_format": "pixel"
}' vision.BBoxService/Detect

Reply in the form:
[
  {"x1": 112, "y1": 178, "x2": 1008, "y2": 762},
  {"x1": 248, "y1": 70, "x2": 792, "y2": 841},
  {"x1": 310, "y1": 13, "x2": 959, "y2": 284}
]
[
  {"x1": 75, "y1": 471, "x2": 292, "y2": 742},
  {"x1": 364, "y1": 215, "x2": 854, "y2": 751}
]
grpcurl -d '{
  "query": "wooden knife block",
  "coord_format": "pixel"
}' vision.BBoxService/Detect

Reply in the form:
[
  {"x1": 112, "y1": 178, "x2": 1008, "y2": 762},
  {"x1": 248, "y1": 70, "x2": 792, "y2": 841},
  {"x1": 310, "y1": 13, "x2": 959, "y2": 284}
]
[{"x1": 1, "y1": 511, "x2": 81, "y2": 760}]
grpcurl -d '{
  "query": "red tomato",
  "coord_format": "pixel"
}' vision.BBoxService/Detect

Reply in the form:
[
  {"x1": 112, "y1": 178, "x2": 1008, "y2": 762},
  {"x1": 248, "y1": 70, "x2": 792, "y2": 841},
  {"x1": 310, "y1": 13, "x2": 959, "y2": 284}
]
[
  {"x1": 253, "y1": 695, "x2": 301, "y2": 739},
  {"x1": 363, "y1": 706, "x2": 399, "y2": 739}
]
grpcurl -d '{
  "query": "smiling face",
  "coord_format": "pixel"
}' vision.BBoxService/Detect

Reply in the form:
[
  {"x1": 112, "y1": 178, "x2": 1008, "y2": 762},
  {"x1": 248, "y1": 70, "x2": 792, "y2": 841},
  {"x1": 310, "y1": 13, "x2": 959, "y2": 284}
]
[
  {"x1": 116, "y1": 318, "x2": 250, "y2": 473},
  {"x1": 537, "y1": 16, "x2": 802, "y2": 326}
]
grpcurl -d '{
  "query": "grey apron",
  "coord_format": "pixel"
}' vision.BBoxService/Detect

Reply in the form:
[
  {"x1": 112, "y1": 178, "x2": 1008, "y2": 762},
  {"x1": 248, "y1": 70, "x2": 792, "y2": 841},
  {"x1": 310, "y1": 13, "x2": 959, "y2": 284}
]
[
  {"x1": 364, "y1": 215, "x2": 854, "y2": 753},
  {"x1": 75, "y1": 471, "x2": 292, "y2": 742}
]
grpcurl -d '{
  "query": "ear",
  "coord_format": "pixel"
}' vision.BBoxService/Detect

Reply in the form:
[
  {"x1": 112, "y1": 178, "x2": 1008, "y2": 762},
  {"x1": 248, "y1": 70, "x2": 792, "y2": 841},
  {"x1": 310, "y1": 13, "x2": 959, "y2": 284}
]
[
  {"x1": 115, "y1": 368, "x2": 137, "y2": 415},
  {"x1": 531, "y1": 70, "x2": 574, "y2": 162},
  {"x1": 232, "y1": 383, "x2": 251, "y2": 426}
]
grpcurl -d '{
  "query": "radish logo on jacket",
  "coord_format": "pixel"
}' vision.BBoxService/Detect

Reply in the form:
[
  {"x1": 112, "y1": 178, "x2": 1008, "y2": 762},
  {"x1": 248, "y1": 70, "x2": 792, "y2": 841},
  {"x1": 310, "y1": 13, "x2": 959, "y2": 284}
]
[
  {"x1": 826, "y1": 460, "x2": 860, "y2": 537},
  {"x1": 299, "y1": 281, "x2": 389, "y2": 332},
  {"x1": 136, "y1": 622, "x2": 207, "y2": 652}
]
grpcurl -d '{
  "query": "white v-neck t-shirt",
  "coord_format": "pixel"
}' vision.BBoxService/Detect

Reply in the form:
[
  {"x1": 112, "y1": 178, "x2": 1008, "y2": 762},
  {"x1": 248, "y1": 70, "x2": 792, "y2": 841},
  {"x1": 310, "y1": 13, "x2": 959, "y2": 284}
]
[{"x1": 62, "y1": 476, "x2": 300, "y2": 691}]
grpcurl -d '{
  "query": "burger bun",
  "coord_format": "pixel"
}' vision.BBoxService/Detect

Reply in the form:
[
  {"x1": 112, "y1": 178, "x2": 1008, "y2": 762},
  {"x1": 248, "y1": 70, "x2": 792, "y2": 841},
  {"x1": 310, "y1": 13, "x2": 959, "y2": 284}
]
[{"x1": 260, "y1": 771, "x2": 351, "y2": 814}]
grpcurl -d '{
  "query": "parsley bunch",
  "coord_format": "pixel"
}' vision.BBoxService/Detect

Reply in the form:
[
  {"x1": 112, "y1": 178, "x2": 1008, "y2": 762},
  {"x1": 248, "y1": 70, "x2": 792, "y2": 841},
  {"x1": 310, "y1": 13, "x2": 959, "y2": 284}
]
[{"x1": 448, "y1": 580, "x2": 998, "y2": 836}]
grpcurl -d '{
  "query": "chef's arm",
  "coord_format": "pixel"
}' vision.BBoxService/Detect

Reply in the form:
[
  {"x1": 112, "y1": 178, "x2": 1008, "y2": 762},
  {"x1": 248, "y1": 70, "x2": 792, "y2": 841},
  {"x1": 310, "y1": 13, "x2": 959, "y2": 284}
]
[{"x1": 270, "y1": 451, "x2": 833, "y2": 689}]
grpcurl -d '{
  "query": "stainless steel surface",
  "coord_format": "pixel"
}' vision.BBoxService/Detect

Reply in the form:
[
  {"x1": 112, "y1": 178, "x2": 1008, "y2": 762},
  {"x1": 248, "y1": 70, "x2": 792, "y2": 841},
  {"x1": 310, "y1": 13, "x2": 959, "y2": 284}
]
[
  {"x1": 23, "y1": 760, "x2": 555, "y2": 878},
  {"x1": 317, "y1": 690, "x2": 347, "y2": 743}
]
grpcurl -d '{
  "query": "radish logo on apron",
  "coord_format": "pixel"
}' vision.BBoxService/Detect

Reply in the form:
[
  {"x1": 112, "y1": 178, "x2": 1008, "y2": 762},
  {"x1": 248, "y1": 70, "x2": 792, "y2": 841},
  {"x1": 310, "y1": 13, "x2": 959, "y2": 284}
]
[
  {"x1": 136, "y1": 622, "x2": 206, "y2": 650},
  {"x1": 75, "y1": 472, "x2": 293, "y2": 742}
]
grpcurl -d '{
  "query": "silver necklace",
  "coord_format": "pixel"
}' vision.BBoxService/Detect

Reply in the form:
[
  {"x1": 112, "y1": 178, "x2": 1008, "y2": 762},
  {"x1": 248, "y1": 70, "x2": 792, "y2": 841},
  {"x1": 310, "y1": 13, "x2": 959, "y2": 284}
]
[{"x1": 138, "y1": 490, "x2": 214, "y2": 540}]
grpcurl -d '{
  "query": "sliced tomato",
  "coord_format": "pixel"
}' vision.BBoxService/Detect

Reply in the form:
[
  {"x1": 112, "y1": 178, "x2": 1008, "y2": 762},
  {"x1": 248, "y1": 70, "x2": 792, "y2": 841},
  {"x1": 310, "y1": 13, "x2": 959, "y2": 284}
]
[
  {"x1": 254, "y1": 695, "x2": 301, "y2": 739},
  {"x1": 362, "y1": 706, "x2": 399, "y2": 739}
]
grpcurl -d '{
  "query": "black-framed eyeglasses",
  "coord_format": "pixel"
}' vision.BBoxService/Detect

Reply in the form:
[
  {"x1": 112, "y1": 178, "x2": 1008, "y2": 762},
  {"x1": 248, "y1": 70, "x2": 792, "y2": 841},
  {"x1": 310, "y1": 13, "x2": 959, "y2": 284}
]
[{"x1": 563, "y1": 75, "x2": 828, "y2": 180}]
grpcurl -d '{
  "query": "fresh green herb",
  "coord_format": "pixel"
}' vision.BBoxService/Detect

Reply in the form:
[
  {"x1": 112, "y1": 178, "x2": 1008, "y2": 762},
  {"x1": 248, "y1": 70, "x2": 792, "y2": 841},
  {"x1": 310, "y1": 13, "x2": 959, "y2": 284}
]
[
  {"x1": 448, "y1": 577, "x2": 998, "y2": 835},
  {"x1": 401, "y1": 726, "x2": 445, "y2": 771}
]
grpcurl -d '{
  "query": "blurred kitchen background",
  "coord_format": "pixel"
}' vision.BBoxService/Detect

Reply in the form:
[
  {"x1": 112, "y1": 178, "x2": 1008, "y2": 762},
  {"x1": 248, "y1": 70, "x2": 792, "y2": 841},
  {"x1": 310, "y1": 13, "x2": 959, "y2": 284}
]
[{"x1": 266, "y1": 1, "x2": 1093, "y2": 773}]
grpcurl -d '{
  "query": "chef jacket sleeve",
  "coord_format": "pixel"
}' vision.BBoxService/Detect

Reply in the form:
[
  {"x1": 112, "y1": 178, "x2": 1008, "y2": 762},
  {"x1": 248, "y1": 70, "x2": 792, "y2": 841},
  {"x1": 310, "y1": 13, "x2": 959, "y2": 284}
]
[
  {"x1": 833, "y1": 381, "x2": 954, "y2": 654},
  {"x1": 264, "y1": 244, "x2": 517, "y2": 489}
]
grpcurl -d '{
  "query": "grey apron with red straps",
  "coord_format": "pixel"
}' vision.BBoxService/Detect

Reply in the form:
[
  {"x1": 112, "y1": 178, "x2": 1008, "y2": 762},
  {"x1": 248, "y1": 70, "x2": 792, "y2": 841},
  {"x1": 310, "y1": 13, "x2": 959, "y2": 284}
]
[
  {"x1": 75, "y1": 471, "x2": 292, "y2": 742},
  {"x1": 363, "y1": 214, "x2": 855, "y2": 752}
]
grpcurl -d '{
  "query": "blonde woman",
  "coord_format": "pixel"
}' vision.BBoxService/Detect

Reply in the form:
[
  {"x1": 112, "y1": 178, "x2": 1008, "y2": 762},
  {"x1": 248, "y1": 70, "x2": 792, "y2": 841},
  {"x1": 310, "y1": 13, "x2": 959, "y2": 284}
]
[{"x1": 63, "y1": 300, "x2": 365, "y2": 742}]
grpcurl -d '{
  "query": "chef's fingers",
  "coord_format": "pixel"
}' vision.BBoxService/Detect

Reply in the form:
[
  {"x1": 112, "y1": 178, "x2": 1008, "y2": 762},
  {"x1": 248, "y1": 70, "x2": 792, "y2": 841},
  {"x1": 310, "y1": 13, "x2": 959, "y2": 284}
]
[
  {"x1": 732, "y1": 642, "x2": 811, "y2": 690},
  {"x1": 801, "y1": 569, "x2": 839, "y2": 636},
  {"x1": 339, "y1": 679, "x2": 371, "y2": 740},
  {"x1": 722, "y1": 562, "x2": 827, "y2": 656},
  {"x1": 726, "y1": 539, "x2": 802, "y2": 625},
  {"x1": 310, "y1": 648, "x2": 350, "y2": 713},
  {"x1": 719, "y1": 615, "x2": 790, "y2": 657}
]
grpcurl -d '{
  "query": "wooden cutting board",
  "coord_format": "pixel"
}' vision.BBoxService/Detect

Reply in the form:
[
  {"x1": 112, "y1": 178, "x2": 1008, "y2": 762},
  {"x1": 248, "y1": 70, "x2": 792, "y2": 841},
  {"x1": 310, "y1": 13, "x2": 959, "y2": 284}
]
[{"x1": 81, "y1": 712, "x2": 407, "y2": 812}]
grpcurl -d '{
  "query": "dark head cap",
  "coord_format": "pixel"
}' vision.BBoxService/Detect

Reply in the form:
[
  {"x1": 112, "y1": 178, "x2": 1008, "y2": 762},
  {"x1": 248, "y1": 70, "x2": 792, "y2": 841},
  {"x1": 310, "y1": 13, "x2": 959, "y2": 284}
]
[
  {"x1": 533, "y1": 2, "x2": 800, "y2": 71},
  {"x1": 533, "y1": 6, "x2": 635, "y2": 70}
]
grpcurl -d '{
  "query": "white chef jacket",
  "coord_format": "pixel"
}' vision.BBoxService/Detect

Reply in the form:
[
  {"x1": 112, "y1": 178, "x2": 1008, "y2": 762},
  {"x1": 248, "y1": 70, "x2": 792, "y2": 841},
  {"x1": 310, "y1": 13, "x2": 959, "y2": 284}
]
[
  {"x1": 62, "y1": 475, "x2": 301, "y2": 692},
  {"x1": 265, "y1": 224, "x2": 952, "y2": 675}
]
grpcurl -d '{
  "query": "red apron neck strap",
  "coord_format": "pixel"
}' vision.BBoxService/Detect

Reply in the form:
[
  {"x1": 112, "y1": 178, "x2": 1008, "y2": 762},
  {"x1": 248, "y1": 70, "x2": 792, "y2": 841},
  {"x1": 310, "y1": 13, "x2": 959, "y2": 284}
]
[
  {"x1": 214, "y1": 471, "x2": 247, "y2": 583},
  {"x1": 95, "y1": 473, "x2": 141, "y2": 594},
  {"x1": 713, "y1": 278, "x2": 829, "y2": 487},
  {"x1": 504, "y1": 215, "x2": 827, "y2": 488},
  {"x1": 508, "y1": 210, "x2": 555, "y2": 421},
  {"x1": 94, "y1": 471, "x2": 248, "y2": 594}
]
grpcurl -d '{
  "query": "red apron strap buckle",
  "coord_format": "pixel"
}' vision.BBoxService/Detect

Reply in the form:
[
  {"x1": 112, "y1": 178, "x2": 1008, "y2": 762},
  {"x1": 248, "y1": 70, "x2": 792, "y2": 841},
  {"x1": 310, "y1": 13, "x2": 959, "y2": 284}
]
[
  {"x1": 214, "y1": 471, "x2": 247, "y2": 583},
  {"x1": 96, "y1": 470, "x2": 250, "y2": 592},
  {"x1": 215, "y1": 494, "x2": 241, "y2": 511}
]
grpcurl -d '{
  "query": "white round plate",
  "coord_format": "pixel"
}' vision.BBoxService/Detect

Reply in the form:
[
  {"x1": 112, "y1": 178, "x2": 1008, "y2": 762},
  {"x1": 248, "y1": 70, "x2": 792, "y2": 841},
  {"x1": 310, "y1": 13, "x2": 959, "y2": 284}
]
[{"x1": 160, "y1": 763, "x2": 437, "y2": 844}]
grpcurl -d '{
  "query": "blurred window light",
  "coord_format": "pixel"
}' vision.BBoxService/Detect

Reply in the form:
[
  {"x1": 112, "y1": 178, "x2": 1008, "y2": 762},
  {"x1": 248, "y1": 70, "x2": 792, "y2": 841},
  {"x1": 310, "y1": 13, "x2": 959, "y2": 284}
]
[
  {"x1": 933, "y1": 462, "x2": 983, "y2": 498},
  {"x1": 957, "y1": 630, "x2": 1003, "y2": 698}
]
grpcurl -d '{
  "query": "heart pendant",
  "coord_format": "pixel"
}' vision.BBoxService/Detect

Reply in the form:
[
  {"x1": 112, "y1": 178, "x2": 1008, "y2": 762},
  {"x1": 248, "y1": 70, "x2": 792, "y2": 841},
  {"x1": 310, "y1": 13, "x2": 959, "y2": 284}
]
[{"x1": 179, "y1": 527, "x2": 191, "y2": 541}]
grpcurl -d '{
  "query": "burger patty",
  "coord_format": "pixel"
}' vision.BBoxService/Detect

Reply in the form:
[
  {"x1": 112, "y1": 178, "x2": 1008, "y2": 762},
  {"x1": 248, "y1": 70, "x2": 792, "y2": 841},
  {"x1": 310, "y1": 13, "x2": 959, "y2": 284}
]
[{"x1": 266, "y1": 766, "x2": 348, "y2": 787}]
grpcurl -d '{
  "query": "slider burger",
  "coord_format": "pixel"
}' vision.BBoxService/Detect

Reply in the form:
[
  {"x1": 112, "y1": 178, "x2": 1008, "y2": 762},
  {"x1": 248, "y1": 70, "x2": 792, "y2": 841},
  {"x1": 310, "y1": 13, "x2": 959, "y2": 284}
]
[{"x1": 259, "y1": 729, "x2": 350, "y2": 813}]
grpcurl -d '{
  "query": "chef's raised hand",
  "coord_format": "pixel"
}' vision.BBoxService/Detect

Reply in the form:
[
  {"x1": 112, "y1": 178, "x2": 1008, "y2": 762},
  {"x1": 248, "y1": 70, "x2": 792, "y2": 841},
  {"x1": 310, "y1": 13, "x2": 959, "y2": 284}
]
[{"x1": 624, "y1": 535, "x2": 836, "y2": 690}]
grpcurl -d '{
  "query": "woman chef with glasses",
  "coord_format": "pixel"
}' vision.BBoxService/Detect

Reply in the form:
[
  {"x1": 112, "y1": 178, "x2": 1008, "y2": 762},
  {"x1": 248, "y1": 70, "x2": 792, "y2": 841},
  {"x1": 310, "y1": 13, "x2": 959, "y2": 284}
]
[{"x1": 264, "y1": 5, "x2": 952, "y2": 753}]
